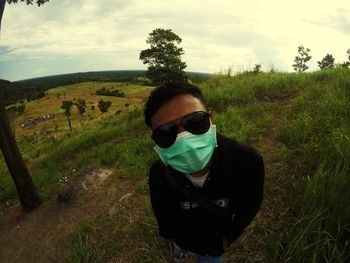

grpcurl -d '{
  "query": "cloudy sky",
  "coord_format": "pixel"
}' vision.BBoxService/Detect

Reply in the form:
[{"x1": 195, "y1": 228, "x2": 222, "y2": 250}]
[{"x1": 0, "y1": 0, "x2": 349, "y2": 81}]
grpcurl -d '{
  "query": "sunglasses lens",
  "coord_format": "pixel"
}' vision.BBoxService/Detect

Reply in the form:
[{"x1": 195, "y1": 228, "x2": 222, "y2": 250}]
[
  {"x1": 183, "y1": 111, "x2": 210, "y2": 134},
  {"x1": 152, "y1": 112, "x2": 210, "y2": 148},
  {"x1": 152, "y1": 123, "x2": 177, "y2": 148}
]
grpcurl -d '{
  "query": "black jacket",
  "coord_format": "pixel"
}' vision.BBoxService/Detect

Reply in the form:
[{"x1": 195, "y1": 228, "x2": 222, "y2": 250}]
[{"x1": 149, "y1": 133, "x2": 265, "y2": 256}]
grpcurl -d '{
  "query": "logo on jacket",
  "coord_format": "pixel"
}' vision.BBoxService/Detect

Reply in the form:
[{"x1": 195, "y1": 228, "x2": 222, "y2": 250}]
[{"x1": 179, "y1": 198, "x2": 229, "y2": 210}]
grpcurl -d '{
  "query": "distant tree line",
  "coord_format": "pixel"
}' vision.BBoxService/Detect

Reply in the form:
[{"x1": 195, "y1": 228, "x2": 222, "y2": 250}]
[
  {"x1": 0, "y1": 69, "x2": 210, "y2": 107},
  {"x1": 0, "y1": 79, "x2": 45, "y2": 106},
  {"x1": 96, "y1": 87, "x2": 125, "y2": 97},
  {"x1": 0, "y1": 71, "x2": 150, "y2": 106}
]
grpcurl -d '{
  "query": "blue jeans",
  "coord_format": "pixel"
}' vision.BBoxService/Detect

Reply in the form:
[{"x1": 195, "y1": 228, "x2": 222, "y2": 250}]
[{"x1": 171, "y1": 242, "x2": 223, "y2": 263}]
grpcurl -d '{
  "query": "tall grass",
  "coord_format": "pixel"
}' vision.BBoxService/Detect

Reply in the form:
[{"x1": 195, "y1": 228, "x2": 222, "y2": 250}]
[
  {"x1": 201, "y1": 71, "x2": 311, "y2": 112},
  {"x1": 278, "y1": 68, "x2": 350, "y2": 262}
]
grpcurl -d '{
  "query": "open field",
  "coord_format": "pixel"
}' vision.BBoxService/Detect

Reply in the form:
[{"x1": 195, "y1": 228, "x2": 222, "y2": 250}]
[
  {"x1": 0, "y1": 68, "x2": 349, "y2": 262},
  {"x1": 11, "y1": 82, "x2": 153, "y2": 137}
]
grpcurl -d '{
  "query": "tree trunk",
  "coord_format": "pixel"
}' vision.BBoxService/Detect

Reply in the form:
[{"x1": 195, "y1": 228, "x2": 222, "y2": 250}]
[
  {"x1": 0, "y1": 0, "x2": 41, "y2": 212},
  {"x1": 0, "y1": 0, "x2": 5, "y2": 31},
  {"x1": 0, "y1": 98, "x2": 42, "y2": 211},
  {"x1": 65, "y1": 113, "x2": 72, "y2": 132}
]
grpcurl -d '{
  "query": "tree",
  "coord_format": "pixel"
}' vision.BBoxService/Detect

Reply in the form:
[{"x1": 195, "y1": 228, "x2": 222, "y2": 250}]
[
  {"x1": 98, "y1": 100, "x2": 111, "y2": 113},
  {"x1": 0, "y1": 0, "x2": 48, "y2": 211},
  {"x1": 317, "y1": 53, "x2": 335, "y2": 69},
  {"x1": 252, "y1": 64, "x2": 262, "y2": 74},
  {"x1": 61, "y1": 100, "x2": 73, "y2": 132},
  {"x1": 292, "y1": 45, "x2": 312, "y2": 72},
  {"x1": 340, "y1": 49, "x2": 350, "y2": 68},
  {"x1": 4, "y1": 0, "x2": 48, "y2": 5},
  {"x1": 74, "y1": 98, "x2": 86, "y2": 119},
  {"x1": 139, "y1": 28, "x2": 187, "y2": 85}
]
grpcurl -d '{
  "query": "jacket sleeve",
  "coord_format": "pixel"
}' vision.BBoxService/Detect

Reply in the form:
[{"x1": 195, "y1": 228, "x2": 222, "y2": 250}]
[
  {"x1": 149, "y1": 162, "x2": 176, "y2": 239},
  {"x1": 223, "y1": 150, "x2": 265, "y2": 243}
]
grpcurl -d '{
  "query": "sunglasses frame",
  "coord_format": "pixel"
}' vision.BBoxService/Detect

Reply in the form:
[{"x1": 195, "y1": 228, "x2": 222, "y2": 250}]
[{"x1": 152, "y1": 111, "x2": 211, "y2": 148}]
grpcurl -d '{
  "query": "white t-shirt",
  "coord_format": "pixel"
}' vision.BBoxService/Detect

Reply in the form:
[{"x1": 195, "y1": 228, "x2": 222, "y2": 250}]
[{"x1": 185, "y1": 171, "x2": 210, "y2": 188}]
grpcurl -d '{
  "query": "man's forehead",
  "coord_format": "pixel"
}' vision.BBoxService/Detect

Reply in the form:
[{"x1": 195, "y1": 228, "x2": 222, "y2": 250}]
[{"x1": 151, "y1": 94, "x2": 206, "y2": 128}]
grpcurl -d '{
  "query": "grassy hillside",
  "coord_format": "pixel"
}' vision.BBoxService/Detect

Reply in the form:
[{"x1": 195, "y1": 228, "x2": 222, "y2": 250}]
[
  {"x1": 1, "y1": 82, "x2": 154, "y2": 204},
  {"x1": 0, "y1": 68, "x2": 349, "y2": 262},
  {"x1": 12, "y1": 81, "x2": 152, "y2": 136}
]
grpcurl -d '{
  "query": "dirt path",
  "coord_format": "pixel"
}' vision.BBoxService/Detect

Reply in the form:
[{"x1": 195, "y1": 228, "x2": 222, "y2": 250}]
[
  {"x1": 224, "y1": 93, "x2": 298, "y2": 262},
  {"x1": 0, "y1": 165, "x2": 136, "y2": 263}
]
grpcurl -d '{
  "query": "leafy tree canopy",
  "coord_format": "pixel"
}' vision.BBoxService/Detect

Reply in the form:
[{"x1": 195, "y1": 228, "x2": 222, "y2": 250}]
[
  {"x1": 139, "y1": 28, "x2": 187, "y2": 85},
  {"x1": 61, "y1": 100, "x2": 73, "y2": 116},
  {"x1": 343, "y1": 49, "x2": 350, "y2": 68},
  {"x1": 75, "y1": 98, "x2": 87, "y2": 116},
  {"x1": 98, "y1": 100, "x2": 111, "y2": 113},
  {"x1": 318, "y1": 53, "x2": 335, "y2": 69},
  {"x1": 6, "y1": 0, "x2": 49, "y2": 5},
  {"x1": 292, "y1": 45, "x2": 312, "y2": 72}
]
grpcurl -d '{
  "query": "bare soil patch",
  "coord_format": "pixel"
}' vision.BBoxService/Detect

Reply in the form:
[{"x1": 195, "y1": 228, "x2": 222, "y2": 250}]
[{"x1": 0, "y1": 165, "x2": 135, "y2": 263}]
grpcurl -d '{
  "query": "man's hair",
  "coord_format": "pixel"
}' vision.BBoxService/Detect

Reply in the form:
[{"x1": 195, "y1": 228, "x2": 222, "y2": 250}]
[{"x1": 144, "y1": 82, "x2": 207, "y2": 128}]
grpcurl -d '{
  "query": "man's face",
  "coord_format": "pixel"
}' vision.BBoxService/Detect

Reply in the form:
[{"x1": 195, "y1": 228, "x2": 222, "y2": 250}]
[{"x1": 150, "y1": 94, "x2": 212, "y2": 133}]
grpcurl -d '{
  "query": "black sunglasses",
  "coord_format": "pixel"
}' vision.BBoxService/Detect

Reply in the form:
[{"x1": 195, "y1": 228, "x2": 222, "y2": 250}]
[{"x1": 152, "y1": 111, "x2": 210, "y2": 148}]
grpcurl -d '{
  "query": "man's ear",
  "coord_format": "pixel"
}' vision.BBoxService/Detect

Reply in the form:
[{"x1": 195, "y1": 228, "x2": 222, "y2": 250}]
[{"x1": 209, "y1": 111, "x2": 213, "y2": 124}]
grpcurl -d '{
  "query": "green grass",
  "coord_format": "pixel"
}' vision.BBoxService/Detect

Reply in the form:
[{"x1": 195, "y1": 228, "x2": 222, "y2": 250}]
[
  {"x1": 214, "y1": 103, "x2": 275, "y2": 143},
  {"x1": 276, "y1": 68, "x2": 350, "y2": 262},
  {"x1": 66, "y1": 223, "x2": 96, "y2": 263},
  {"x1": 1, "y1": 68, "x2": 350, "y2": 262}
]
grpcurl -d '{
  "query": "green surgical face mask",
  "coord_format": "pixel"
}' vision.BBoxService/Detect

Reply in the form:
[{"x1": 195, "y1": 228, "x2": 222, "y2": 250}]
[{"x1": 154, "y1": 125, "x2": 218, "y2": 174}]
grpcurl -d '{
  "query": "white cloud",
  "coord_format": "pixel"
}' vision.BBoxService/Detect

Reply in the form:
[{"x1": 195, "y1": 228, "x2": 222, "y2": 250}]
[{"x1": 0, "y1": 0, "x2": 349, "y2": 80}]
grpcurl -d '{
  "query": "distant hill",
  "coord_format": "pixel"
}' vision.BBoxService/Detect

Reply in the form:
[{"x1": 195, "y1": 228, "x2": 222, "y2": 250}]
[
  {"x1": 16, "y1": 70, "x2": 149, "y2": 86},
  {"x1": 16, "y1": 70, "x2": 209, "y2": 84},
  {"x1": 0, "y1": 70, "x2": 210, "y2": 106}
]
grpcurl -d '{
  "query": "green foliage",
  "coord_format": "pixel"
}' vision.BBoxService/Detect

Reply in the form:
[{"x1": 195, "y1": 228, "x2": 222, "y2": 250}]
[
  {"x1": 139, "y1": 28, "x2": 187, "y2": 85},
  {"x1": 6, "y1": 0, "x2": 49, "y2": 5},
  {"x1": 74, "y1": 98, "x2": 87, "y2": 116},
  {"x1": 252, "y1": 64, "x2": 262, "y2": 74},
  {"x1": 0, "y1": 79, "x2": 45, "y2": 106},
  {"x1": 293, "y1": 45, "x2": 312, "y2": 72},
  {"x1": 95, "y1": 87, "x2": 125, "y2": 97},
  {"x1": 340, "y1": 49, "x2": 350, "y2": 68},
  {"x1": 97, "y1": 100, "x2": 111, "y2": 113},
  {"x1": 61, "y1": 100, "x2": 73, "y2": 116},
  {"x1": 61, "y1": 100, "x2": 73, "y2": 131},
  {"x1": 317, "y1": 53, "x2": 335, "y2": 69}
]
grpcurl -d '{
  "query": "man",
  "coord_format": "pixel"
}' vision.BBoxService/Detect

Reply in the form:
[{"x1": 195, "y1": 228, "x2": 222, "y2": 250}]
[{"x1": 144, "y1": 82, "x2": 265, "y2": 263}]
